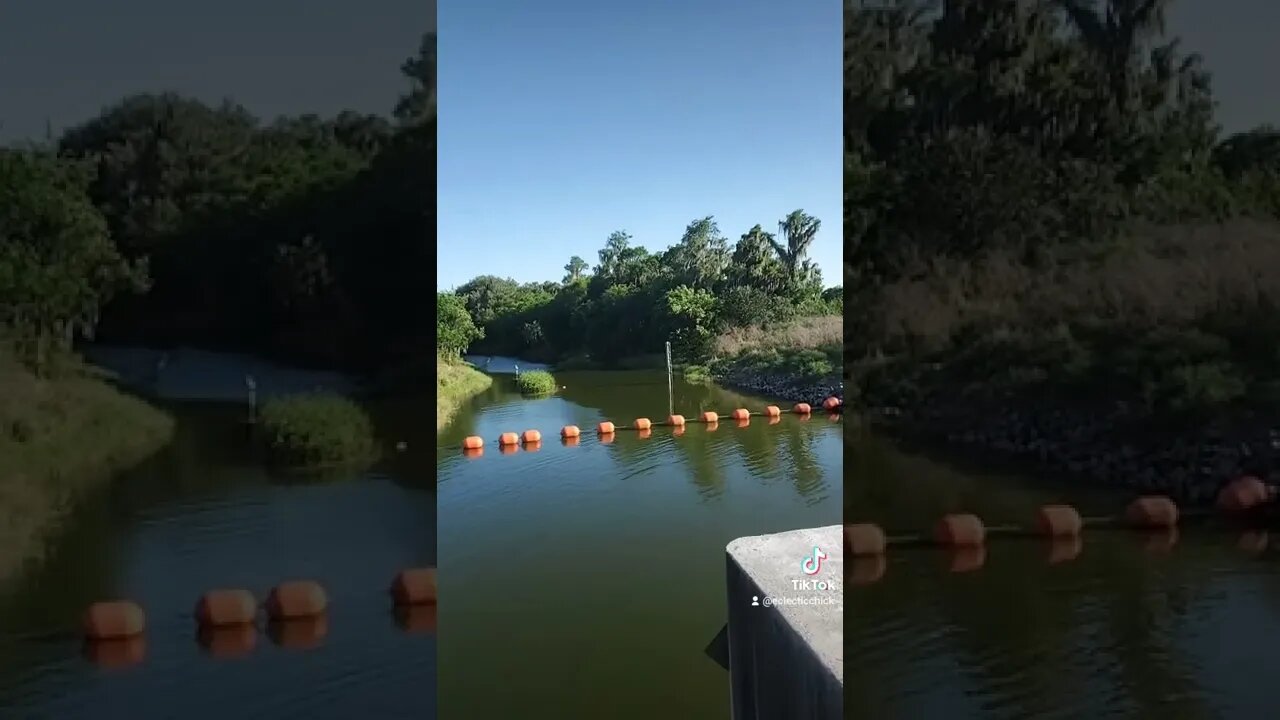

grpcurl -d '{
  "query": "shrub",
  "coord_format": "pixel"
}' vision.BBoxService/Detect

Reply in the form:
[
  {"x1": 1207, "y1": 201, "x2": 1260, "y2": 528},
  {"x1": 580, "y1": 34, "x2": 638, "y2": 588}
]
[
  {"x1": 259, "y1": 393, "x2": 376, "y2": 468},
  {"x1": 516, "y1": 369, "x2": 556, "y2": 395}
]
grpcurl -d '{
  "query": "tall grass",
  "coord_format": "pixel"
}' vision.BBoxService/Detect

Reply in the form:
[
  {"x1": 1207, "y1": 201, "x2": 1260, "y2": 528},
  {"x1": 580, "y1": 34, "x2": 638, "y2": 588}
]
[
  {"x1": 437, "y1": 356, "x2": 492, "y2": 430},
  {"x1": 516, "y1": 369, "x2": 557, "y2": 395},
  {"x1": 0, "y1": 347, "x2": 173, "y2": 579},
  {"x1": 259, "y1": 393, "x2": 376, "y2": 468}
]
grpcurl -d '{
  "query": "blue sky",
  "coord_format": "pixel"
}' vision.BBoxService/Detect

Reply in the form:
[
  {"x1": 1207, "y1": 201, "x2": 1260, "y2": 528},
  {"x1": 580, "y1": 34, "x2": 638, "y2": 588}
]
[{"x1": 437, "y1": 0, "x2": 843, "y2": 290}]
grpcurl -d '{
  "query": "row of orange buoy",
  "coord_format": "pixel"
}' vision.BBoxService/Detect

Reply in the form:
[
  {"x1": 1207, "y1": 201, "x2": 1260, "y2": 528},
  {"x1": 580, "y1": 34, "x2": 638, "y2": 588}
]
[
  {"x1": 82, "y1": 569, "x2": 436, "y2": 651},
  {"x1": 82, "y1": 605, "x2": 438, "y2": 668},
  {"x1": 460, "y1": 400, "x2": 843, "y2": 455},
  {"x1": 847, "y1": 478, "x2": 1279, "y2": 586}
]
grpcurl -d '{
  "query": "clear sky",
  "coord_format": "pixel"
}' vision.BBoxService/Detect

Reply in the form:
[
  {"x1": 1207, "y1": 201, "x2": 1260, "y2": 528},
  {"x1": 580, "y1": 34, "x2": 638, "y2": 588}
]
[
  {"x1": 0, "y1": 0, "x2": 434, "y2": 142},
  {"x1": 436, "y1": 0, "x2": 844, "y2": 291}
]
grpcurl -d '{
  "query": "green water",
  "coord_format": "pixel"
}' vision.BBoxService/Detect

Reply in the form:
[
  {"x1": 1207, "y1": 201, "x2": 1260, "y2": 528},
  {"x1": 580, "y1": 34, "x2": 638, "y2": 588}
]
[
  {"x1": 0, "y1": 403, "x2": 436, "y2": 719},
  {"x1": 435, "y1": 369, "x2": 843, "y2": 717},
  {"x1": 846, "y1": 424, "x2": 1280, "y2": 720}
]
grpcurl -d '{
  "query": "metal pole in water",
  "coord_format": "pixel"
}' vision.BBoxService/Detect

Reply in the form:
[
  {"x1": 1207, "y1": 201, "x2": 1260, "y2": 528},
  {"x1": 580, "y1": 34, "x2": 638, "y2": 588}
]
[{"x1": 665, "y1": 341, "x2": 674, "y2": 418}]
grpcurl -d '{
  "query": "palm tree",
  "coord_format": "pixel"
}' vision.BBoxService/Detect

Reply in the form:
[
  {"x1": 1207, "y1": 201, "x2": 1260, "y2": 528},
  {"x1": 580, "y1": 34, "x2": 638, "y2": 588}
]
[
  {"x1": 1054, "y1": 0, "x2": 1172, "y2": 113},
  {"x1": 773, "y1": 210, "x2": 821, "y2": 280}
]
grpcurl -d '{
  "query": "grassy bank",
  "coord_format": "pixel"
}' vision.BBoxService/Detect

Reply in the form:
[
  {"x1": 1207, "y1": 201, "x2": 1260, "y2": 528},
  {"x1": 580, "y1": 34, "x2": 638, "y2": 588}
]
[
  {"x1": 259, "y1": 393, "x2": 376, "y2": 469},
  {"x1": 437, "y1": 356, "x2": 493, "y2": 430},
  {"x1": 0, "y1": 350, "x2": 174, "y2": 579},
  {"x1": 697, "y1": 315, "x2": 844, "y2": 402}
]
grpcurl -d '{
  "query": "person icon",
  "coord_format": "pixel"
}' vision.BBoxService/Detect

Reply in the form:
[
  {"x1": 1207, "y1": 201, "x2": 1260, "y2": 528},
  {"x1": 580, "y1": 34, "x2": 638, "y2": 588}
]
[{"x1": 751, "y1": 596, "x2": 759, "y2": 607}]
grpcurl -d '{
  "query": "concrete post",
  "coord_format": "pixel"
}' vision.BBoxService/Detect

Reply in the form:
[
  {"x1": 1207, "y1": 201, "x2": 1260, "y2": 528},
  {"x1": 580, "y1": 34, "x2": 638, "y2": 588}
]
[{"x1": 725, "y1": 525, "x2": 843, "y2": 720}]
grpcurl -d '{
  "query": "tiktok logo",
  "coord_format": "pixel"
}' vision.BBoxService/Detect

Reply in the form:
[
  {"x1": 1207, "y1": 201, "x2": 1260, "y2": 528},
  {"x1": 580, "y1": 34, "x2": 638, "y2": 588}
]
[{"x1": 801, "y1": 546, "x2": 826, "y2": 576}]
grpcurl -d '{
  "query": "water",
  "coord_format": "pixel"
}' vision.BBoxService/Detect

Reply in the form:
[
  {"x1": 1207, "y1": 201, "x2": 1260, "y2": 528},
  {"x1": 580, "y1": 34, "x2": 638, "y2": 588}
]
[
  {"x1": 0, "y1": 402, "x2": 436, "y2": 719},
  {"x1": 847, "y1": 425, "x2": 1280, "y2": 719},
  {"x1": 435, "y1": 366, "x2": 842, "y2": 717}
]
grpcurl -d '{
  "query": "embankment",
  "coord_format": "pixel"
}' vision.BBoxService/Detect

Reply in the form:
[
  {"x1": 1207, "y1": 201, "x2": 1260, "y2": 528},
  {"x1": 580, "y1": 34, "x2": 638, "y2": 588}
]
[
  {"x1": 0, "y1": 352, "x2": 174, "y2": 579},
  {"x1": 862, "y1": 376, "x2": 1277, "y2": 508},
  {"x1": 436, "y1": 358, "x2": 493, "y2": 430},
  {"x1": 708, "y1": 316, "x2": 844, "y2": 406}
]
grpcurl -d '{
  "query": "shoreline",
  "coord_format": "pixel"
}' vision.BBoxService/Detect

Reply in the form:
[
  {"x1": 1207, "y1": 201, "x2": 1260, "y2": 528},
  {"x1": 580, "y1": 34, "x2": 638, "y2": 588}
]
[
  {"x1": 862, "y1": 393, "x2": 1276, "y2": 507},
  {"x1": 436, "y1": 359, "x2": 493, "y2": 431},
  {"x1": 0, "y1": 358, "x2": 174, "y2": 581},
  {"x1": 715, "y1": 368, "x2": 843, "y2": 408}
]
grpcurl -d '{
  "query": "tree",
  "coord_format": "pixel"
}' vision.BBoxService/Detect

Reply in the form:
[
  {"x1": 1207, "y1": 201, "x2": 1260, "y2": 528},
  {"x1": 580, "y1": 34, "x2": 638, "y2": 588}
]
[
  {"x1": 395, "y1": 33, "x2": 436, "y2": 127},
  {"x1": 437, "y1": 292, "x2": 482, "y2": 356},
  {"x1": 563, "y1": 255, "x2": 588, "y2": 283},
  {"x1": 0, "y1": 150, "x2": 147, "y2": 373}
]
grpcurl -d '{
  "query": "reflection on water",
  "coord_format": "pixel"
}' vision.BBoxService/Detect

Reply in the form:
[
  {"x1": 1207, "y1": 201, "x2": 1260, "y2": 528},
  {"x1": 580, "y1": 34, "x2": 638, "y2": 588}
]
[
  {"x1": 0, "y1": 403, "x2": 435, "y2": 719},
  {"x1": 437, "y1": 370, "x2": 842, "y2": 718},
  {"x1": 847, "y1": 425, "x2": 1280, "y2": 719}
]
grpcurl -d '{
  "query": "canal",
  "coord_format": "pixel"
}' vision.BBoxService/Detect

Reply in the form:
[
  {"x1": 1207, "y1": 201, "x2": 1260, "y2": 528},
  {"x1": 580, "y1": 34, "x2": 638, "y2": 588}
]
[
  {"x1": 435, "y1": 364, "x2": 842, "y2": 718},
  {"x1": 0, "y1": 353, "x2": 436, "y2": 718},
  {"x1": 847, "y1": 423, "x2": 1280, "y2": 719}
]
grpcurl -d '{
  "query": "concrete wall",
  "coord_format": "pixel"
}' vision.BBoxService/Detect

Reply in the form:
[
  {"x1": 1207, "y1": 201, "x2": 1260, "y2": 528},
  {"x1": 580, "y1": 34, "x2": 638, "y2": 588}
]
[{"x1": 725, "y1": 524, "x2": 843, "y2": 720}]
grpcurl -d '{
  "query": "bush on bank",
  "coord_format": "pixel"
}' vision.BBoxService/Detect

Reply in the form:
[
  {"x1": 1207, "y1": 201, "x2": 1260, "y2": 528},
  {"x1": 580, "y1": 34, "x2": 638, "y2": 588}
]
[
  {"x1": 516, "y1": 369, "x2": 557, "y2": 395},
  {"x1": 259, "y1": 393, "x2": 376, "y2": 467}
]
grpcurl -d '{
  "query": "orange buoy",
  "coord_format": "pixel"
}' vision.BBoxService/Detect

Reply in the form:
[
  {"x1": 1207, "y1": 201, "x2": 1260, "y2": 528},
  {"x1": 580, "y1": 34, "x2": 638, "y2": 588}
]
[
  {"x1": 265, "y1": 580, "x2": 328, "y2": 620},
  {"x1": 701, "y1": 411, "x2": 718, "y2": 423},
  {"x1": 634, "y1": 418, "x2": 652, "y2": 430},
  {"x1": 672, "y1": 426, "x2": 686, "y2": 437},
  {"x1": 194, "y1": 589, "x2": 257, "y2": 627},
  {"x1": 1217, "y1": 476, "x2": 1270, "y2": 513},
  {"x1": 197, "y1": 623, "x2": 257, "y2": 658},
  {"x1": 561, "y1": 435, "x2": 580, "y2": 447},
  {"x1": 667, "y1": 414, "x2": 686, "y2": 427},
  {"x1": 768, "y1": 415, "x2": 782, "y2": 425},
  {"x1": 935, "y1": 514, "x2": 985, "y2": 547},
  {"x1": 1047, "y1": 535, "x2": 1083, "y2": 564},
  {"x1": 845, "y1": 523, "x2": 887, "y2": 556},
  {"x1": 390, "y1": 568, "x2": 437, "y2": 606},
  {"x1": 764, "y1": 405, "x2": 781, "y2": 417},
  {"x1": 394, "y1": 604, "x2": 437, "y2": 634},
  {"x1": 822, "y1": 396, "x2": 842, "y2": 411},
  {"x1": 498, "y1": 432, "x2": 519, "y2": 446},
  {"x1": 1125, "y1": 496, "x2": 1178, "y2": 529},
  {"x1": 462, "y1": 447, "x2": 484, "y2": 459},
  {"x1": 638, "y1": 428, "x2": 652, "y2": 439},
  {"x1": 735, "y1": 418, "x2": 750, "y2": 429},
  {"x1": 522, "y1": 429, "x2": 542, "y2": 444},
  {"x1": 84, "y1": 601, "x2": 146, "y2": 640},
  {"x1": 462, "y1": 436, "x2": 483, "y2": 450},
  {"x1": 732, "y1": 408, "x2": 750, "y2": 421},
  {"x1": 83, "y1": 636, "x2": 146, "y2": 668},
  {"x1": 948, "y1": 546, "x2": 986, "y2": 573},
  {"x1": 597, "y1": 421, "x2": 615, "y2": 434},
  {"x1": 1035, "y1": 505, "x2": 1082, "y2": 538},
  {"x1": 267, "y1": 616, "x2": 328, "y2": 650},
  {"x1": 560, "y1": 425, "x2": 580, "y2": 439},
  {"x1": 794, "y1": 403, "x2": 812, "y2": 415},
  {"x1": 600, "y1": 433, "x2": 616, "y2": 444},
  {"x1": 851, "y1": 556, "x2": 887, "y2": 586}
]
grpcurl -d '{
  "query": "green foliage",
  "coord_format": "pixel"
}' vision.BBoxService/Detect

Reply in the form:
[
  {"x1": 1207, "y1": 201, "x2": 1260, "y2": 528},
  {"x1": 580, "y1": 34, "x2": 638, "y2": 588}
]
[
  {"x1": 843, "y1": 1, "x2": 1280, "y2": 419},
  {"x1": 515, "y1": 370, "x2": 557, "y2": 396},
  {"x1": 259, "y1": 393, "x2": 376, "y2": 468},
  {"x1": 0, "y1": 32, "x2": 438, "y2": 372},
  {"x1": 437, "y1": 292, "x2": 482, "y2": 356},
  {"x1": 450, "y1": 209, "x2": 838, "y2": 364},
  {"x1": 0, "y1": 150, "x2": 148, "y2": 374}
]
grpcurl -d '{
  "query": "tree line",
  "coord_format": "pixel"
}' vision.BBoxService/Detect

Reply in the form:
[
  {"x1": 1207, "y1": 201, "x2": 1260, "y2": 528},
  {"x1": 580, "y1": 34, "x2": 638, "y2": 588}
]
[
  {"x1": 847, "y1": 0, "x2": 1280, "y2": 417},
  {"x1": 437, "y1": 211, "x2": 841, "y2": 364},
  {"x1": 1, "y1": 33, "x2": 436, "y2": 375}
]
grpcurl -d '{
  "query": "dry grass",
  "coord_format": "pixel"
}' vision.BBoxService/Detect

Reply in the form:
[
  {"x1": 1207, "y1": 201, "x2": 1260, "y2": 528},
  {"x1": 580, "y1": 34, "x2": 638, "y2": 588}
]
[
  {"x1": 858, "y1": 219, "x2": 1280, "y2": 357},
  {"x1": 0, "y1": 348, "x2": 173, "y2": 580},
  {"x1": 714, "y1": 315, "x2": 843, "y2": 356},
  {"x1": 436, "y1": 356, "x2": 492, "y2": 430}
]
